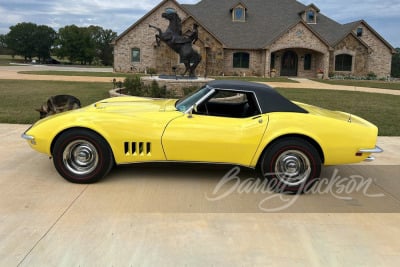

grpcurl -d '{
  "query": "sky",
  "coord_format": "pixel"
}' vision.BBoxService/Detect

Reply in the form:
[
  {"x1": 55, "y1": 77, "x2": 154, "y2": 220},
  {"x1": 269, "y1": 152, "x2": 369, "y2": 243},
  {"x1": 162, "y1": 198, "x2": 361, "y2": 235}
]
[{"x1": 0, "y1": 0, "x2": 399, "y2": 48}]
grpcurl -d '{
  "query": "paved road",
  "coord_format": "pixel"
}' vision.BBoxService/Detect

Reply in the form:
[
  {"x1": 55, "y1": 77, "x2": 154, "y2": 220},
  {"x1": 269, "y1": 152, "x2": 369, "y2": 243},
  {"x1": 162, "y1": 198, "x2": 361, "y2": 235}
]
[
  {"x1": 0, "y1": 65, "x2": 117, "y2": 83},
  {"x1": 1, "y1": 124, "x2": 399, "y2": 266}
]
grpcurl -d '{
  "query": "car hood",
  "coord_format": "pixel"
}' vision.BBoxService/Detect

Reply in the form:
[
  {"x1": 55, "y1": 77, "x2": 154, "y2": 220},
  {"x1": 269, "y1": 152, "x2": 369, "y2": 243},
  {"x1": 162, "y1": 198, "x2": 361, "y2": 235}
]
[{"x1": 93, "y1": 96, "x2": 179, "y2": 113}]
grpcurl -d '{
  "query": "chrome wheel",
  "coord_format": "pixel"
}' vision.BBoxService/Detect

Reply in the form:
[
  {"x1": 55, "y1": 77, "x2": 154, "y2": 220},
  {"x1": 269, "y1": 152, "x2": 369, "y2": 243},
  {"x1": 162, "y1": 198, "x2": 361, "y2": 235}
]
[
  {"x1": 274, "y1": 150, "x2": 311, "y2": 186},
  {"x1": 62, "y1": 140, "x2": 99, "y2": 176},
  {"x1": 258, "y1": 138, "x2": 321, "y2": 194}
]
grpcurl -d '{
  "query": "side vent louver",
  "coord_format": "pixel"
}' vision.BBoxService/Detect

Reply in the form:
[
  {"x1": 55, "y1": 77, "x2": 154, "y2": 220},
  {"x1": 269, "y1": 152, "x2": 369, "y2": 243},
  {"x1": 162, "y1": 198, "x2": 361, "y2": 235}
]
[{"x1": 124, "y1": 141, "x2": 151, "y2": 156}]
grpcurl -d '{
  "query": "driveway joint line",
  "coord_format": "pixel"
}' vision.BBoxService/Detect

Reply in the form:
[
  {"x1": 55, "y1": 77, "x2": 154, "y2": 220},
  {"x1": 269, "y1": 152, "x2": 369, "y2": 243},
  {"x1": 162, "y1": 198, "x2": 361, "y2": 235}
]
[{"x1": 17, "y1": 184, "x2": 89, "y2": 266}]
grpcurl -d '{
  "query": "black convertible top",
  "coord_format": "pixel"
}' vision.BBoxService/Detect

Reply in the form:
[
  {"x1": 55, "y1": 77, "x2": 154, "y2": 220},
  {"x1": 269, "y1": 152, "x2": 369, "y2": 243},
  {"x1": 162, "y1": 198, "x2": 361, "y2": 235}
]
[{"x1": 206, "y1": 80, "x2": 308, "y2": 114}]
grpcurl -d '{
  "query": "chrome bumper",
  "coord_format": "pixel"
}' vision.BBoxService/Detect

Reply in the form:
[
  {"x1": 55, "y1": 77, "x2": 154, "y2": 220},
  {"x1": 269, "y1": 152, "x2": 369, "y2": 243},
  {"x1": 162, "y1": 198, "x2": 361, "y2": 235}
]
[
  {"x1": 358, "y1": 146, "x2": 384, "y2": 154},
  {"x1": 21, "y1": 133, "x2": 36, "y2": 145},
  {"x1": 357, "y1": 146, "x2": 383, "y2": 162}
]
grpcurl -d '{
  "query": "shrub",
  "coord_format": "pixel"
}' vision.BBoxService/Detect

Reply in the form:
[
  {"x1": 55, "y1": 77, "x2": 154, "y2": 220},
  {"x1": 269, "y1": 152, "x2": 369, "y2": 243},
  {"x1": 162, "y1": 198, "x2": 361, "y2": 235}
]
[
  {"x1": 123, "y1": 75, "x2": 144, "y2": 96},
  {"x1": 150, "y1": 80, "x2": 166, "y2": 98},
  {"x1": 147, "y1": 67, "x2": 157, "y2": 76},
  {"x1": 366, "y1": 72, "x2": 377, "y2": 80},
  {"x1": 183, "y1": 86, "x2": 198, "y2": 96}
]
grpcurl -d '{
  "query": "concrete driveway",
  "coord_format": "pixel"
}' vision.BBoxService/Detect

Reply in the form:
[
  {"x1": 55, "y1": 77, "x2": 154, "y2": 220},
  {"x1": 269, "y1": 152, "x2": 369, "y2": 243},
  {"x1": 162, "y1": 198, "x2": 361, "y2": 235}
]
[{"x1": 1, "y1": 123, "x2": 400, "y2": 266}]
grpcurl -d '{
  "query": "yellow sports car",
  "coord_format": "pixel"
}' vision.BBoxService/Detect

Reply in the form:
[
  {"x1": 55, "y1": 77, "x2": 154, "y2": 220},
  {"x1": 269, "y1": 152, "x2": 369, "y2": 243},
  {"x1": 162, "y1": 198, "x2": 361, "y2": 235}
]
[{"x1": 22, "y1": 80, "x2": 382, "y2": 193}]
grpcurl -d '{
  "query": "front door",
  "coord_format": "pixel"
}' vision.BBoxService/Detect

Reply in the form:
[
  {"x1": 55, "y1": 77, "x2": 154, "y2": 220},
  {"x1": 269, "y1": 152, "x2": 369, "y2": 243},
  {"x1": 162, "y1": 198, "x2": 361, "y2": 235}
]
[
  {"x1": 281, "y1": 51, "x2": 298, "y2": 76},
  {"x1": 161, "y1": 114, "x2": 268, "y2": 166}
]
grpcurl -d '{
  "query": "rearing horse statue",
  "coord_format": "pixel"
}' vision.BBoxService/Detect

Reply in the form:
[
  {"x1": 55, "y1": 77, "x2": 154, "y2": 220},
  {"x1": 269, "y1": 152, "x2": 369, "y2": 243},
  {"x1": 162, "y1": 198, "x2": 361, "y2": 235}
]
[{"x1": 149, "y1": 8, "x2": 201, "y2": 77}]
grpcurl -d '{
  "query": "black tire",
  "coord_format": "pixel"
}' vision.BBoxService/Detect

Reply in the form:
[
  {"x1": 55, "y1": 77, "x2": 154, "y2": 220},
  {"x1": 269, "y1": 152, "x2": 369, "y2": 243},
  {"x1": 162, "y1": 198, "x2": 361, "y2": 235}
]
[
  {"x1": 52, "y1": 129, "x2": 114, "y2": 183},
  {"x1": 258, "y1": 137, "x2": 321, "y2": 194}
]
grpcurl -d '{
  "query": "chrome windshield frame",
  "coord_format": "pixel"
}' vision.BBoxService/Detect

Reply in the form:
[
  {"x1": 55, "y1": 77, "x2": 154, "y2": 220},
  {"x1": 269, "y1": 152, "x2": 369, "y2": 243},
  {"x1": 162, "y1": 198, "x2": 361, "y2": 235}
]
[{"x1": 184, "y1": 87, "x2": 216, "y2": 115}]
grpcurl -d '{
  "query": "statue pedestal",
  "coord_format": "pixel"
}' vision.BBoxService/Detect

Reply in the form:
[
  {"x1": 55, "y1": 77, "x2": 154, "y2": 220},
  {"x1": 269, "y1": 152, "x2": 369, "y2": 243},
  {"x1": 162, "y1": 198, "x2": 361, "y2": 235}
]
[{"x1": 141, "y1": 76, "x2": 214, "y2": 97}]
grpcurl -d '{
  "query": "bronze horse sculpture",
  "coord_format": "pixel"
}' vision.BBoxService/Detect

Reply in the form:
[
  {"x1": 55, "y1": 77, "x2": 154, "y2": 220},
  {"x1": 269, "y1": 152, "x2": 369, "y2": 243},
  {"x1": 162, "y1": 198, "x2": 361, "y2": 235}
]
[{"x1": 149, "y1": 9, "x2": 201, "y2": 77}]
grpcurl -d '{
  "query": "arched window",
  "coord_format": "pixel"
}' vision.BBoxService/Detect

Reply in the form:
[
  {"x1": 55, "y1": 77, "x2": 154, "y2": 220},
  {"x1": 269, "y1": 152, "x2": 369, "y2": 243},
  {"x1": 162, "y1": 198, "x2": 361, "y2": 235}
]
[
  {"x1": 131, "y1": 48, "x2": 140, "y2": 63},
  {"x1": 335, "y1": 54, "x2": 352, "y2": 71},
  {"x1": 233, "y1": 52, "x2": 249, "y2": 68}
]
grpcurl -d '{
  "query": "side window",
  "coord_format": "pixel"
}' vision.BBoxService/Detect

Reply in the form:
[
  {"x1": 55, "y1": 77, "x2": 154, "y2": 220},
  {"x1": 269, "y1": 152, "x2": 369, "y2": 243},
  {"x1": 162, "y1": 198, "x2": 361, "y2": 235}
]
[
  {"x1": 233, "y1": 52, "x2": 250, "y2": 68},
  {"x1": 304, "y1": 54, "x2": 312, "y2": 70},
  {"x1": 196, "y1": 90, "x2": 260, "y2": 118},
  {"x1": 307, "y1": 10, "x2": 316, "y2": 23},
  {"x1": 335, "y1": 54, "x2": 352, "y2": 71},
  {"x1": 131, "y1": 48, "x2": 140, "y2": 63}
]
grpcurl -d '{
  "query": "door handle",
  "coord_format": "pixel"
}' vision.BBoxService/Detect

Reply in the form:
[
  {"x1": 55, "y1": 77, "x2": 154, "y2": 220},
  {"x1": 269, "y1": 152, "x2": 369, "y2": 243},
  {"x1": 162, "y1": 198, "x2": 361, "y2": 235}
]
[{"x1": 252, "y1": 115, "x2": 263, "y2": 123}]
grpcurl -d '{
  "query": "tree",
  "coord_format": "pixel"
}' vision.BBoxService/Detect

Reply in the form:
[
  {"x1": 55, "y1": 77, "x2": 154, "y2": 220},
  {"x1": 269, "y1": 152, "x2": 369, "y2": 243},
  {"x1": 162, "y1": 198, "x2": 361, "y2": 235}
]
[
  {"x1": 87, "y1": 26, "x2": 117, "y2": 66},
  {"x1": 5, "y1": 22, "x2": 56, "y2": 62},
  {"x1": 55, "y1": 25, "x2": 91, "y2": 64},
  {"x1": 0, "y1": 34, "x2": 6, "y2": 48},
  {"x1": 0, "y1": 34, "x2": 10, "y2": 54},
  {"x1": 5, "y1": 22, "x2": 37, "y2": 60},
  {"x1": 35, "y1": 25, "x2": 57, "y2": 62},
  {"x1": 391, "y1": 48, "x2": 400, "y2": 78},
  {"x1": 55, "y1": 25, "x2": 116, "y2": 65}
]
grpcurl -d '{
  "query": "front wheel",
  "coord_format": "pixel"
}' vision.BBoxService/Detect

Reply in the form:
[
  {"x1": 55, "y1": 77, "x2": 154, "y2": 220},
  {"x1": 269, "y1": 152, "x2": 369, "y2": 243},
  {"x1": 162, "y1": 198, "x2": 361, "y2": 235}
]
[
  {"x1": 258, "y1": 138, "x2": 321, "y2": 194},
  {"x1": 52, "y1": 129, "x2": 114, "y2": 183}
]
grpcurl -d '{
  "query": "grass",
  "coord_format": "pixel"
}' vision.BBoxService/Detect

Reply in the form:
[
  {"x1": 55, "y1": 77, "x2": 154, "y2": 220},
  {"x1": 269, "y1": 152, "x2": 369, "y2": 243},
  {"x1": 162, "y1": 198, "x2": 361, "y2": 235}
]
[
  {"x1": 0, "y1": 79, "x2": 398, "y2": 136},
  {"x1": 315, "y1": 79, "x2": 400, "y2": 90},
  {"x1": 276, "y1": 88, "x2": 399, "y2": 136},
  {"x1": 0, "y1": 80, "x2": 110, "y2": 124},
  {"x1": 0, "y1": 55, "x2": 25, "y2": 66}
]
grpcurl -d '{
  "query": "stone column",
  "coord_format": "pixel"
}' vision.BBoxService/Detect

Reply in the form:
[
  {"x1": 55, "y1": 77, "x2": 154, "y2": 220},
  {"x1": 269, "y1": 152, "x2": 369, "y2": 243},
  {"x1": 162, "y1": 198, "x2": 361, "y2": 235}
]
[
  {"x1": 264, "y1": 50, "x2": 271, "y2": 77},
  {"x1": 323, "y1": 52, "x2": 330, "y2": 79}
]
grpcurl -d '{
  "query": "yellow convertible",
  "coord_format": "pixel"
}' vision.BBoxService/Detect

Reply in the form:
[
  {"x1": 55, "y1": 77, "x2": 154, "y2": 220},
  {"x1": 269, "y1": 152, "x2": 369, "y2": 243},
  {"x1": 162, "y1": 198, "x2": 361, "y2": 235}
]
[{"x1": 22, "y1": 80, "x2": 382, "y2": 193}]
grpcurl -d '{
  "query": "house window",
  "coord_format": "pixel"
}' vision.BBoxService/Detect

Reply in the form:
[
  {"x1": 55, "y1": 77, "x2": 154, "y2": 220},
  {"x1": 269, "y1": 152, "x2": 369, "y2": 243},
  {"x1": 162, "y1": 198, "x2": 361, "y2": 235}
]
[
  {"x1": 131, "y1": 48, "x2": 140, "y2": 62},
  {"x1": 270, "y1": 53, "x2": 276, "y2": 69},
  {"x1": 304, "y1": 54, "x2": 312, "y2": 70},
  {"x1": 307, "y1": 10, "x2": 315, "y2": 23},
  {"x1": 233, "y1": 7, "x2": 245, "y2": 22},
  {"x1": 335, "y1": 54, "x2": 352, "y2": 71},
  {"x1": 233, "y1": 52, "x2": 249, "y2": 68},
  {"x1": 356, "y1": 27, "x2": 363, "y2": 37}
]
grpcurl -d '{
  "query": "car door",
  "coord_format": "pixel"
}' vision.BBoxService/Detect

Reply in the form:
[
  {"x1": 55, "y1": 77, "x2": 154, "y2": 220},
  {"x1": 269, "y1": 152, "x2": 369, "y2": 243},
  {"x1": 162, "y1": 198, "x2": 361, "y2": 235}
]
[{"x1": 161, "y1": 90, "x2": 268, "y2": 166}]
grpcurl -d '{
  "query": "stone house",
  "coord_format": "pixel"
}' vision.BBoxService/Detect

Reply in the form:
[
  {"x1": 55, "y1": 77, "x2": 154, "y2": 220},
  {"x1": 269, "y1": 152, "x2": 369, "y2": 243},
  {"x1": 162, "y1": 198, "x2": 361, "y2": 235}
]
[{"x1": 113, "y1": 0, "x2": 395, "y2": 78}]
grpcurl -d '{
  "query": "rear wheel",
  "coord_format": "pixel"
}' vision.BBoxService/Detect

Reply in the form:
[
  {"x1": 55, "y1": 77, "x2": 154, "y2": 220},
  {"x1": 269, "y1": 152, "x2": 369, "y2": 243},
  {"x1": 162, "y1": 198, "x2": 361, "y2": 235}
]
[
  {"x1": 258, "y1": 138, "x2": 321, "y2": 194},
  {"x1": 52, "y1": 129, "x2": 114, "y2": 183}
]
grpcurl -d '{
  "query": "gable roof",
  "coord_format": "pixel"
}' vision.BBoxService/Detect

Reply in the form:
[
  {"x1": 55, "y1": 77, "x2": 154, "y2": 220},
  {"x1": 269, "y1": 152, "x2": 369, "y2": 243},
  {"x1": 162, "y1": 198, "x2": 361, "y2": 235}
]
[
  {"x1": 115, "y1": 0, "x2": 394, "y2": 52},
  {"x1": 182, "y1": 0, "x2": 309, "y2": 49},
  {"x1": 181, "y1": 0, "x2": 394, "y2": 50}
]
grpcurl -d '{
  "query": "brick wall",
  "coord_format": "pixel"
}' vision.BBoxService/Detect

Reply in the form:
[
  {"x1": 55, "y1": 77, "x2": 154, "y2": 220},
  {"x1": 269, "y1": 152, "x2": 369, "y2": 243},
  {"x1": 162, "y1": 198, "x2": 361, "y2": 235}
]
[
  {"x1": 269, "y1": 23, "x2": 329, "y2": 77},
  {"x1": 223, "y1": 50, "x2": 264, "y2": 76},
  {"x1": 356, "y1": 23, "x2": 393, "y2": 78},
  {"x1": 331, "y1": 34, "x2": 369, "y2": 76}
]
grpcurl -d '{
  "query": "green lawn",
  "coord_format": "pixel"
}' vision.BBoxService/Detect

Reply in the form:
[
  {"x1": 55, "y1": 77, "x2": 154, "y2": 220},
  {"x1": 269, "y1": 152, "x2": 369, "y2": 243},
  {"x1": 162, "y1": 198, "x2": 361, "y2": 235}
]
[
  {"x1": 315, "y1": 79, "x2": 400, "y2": 90},
  {"x1": 277, "y1": 88, "x2": 399, "y2": 136},
  {"x1": 0, "y1": 80, "x2": 110, "y2": 123},
  {"x1": 0, "y1": 80, "x2": 398, "y2": 135},
  {"x1": 0, "y1": 55, "x2": 25, "y2": 66}
]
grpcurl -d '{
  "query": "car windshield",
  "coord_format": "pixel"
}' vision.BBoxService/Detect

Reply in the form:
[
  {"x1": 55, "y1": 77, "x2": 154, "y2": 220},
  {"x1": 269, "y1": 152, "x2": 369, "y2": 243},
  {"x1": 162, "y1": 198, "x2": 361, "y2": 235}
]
[{"x1": 175, "y1": 86, "x2": 212, "y2": 112}]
